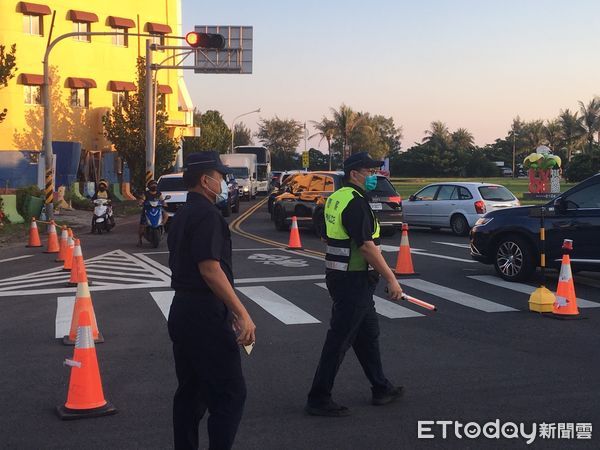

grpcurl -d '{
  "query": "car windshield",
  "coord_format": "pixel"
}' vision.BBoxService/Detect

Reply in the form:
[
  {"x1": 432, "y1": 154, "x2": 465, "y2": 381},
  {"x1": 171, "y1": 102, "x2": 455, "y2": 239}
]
[
  {"x1": 371, "y1": 177, "x2": 398, "y2": 195},
  {"x1": 230, "y1": 167, "x2": 249, "y2": 179},
  {"x1": 478, "y1": 185, "x2": 515, "y2": 201},
  {"x1": 158, "y1": 177, "x2": 185, "y2": 192}
]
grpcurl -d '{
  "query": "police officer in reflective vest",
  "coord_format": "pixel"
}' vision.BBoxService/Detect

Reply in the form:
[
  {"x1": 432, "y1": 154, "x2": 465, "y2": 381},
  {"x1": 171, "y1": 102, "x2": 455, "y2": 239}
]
[
  {"x1": 167, "y1": 151, "x2": 256, "y2": 449},
  {"x1": 306, "y1": 152, "x2": 404, "y2": 417}
]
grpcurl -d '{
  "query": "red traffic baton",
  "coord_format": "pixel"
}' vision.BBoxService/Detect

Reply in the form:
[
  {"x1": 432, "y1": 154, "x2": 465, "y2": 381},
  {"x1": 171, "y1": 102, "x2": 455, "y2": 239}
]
[{"x1": 402, "y1": 293, "x2": 436, "y2": 311}]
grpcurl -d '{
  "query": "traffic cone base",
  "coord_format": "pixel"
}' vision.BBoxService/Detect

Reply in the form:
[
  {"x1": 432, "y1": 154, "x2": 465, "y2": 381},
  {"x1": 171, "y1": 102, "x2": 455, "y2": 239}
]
[
  {"x1": 57, "y1": 311, "x2": 115, "y2": 420},
  {"x1": 287, "y1": 216, "x2": 303, "y2": 250},
  {"x1": 393, "y1": 223, "x2": 418, "y2": 276},
  {"x1": 26, "y1": 218, "x2": 42, "y2": 247},
  {"x1": 528, "y1": 286, "x2": 555, "y2": 313}
]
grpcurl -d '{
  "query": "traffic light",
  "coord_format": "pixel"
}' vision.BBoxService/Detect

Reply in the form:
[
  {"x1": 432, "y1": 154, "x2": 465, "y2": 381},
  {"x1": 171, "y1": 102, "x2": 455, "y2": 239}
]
[{"x1": 185, "y1": 31, "x2": 226, "y2": 49}]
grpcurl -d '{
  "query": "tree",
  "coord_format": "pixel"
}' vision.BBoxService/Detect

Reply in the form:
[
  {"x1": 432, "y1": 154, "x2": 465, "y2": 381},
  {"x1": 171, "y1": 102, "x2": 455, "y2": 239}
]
[
  {"x1": 544, "y1": 119, "x2": 563, "y2": 151},
  {"x1": 451, "y1": 128, "x2": 475, "y2": 149},
  {"x1": 578, "y1": 98, "x2": 600, "y2": 153},
  {"x1": 0, "y1": 43, "x2": 17, "y2": 123},
  {"x1": 307, "y1": 148, "x2": 329, "y2": 171},
  {"x1": 103, "y1": 57, "x2": 178, "y2": 192},
  {"x1": 558, "y1": 109, "x2": 583, "y2": 161},
  {"x1": 197, "y1": 110, "x2": 231, "y2": 153},
  {"x1": 233, "y1": 122, "x2": 252, "y2": 147},
  {"x1": 330, "y1": 104, "x2": 369, "y2": 158},
  {"x1": 309, "y1": 117, "x2": 336, "y2": 170},
  {"x1": 256, "y1": 116, "x2": 303, "y2": 170},
  {"x1": 423, "y1": 121, "x2": 450, "y2": 145}
]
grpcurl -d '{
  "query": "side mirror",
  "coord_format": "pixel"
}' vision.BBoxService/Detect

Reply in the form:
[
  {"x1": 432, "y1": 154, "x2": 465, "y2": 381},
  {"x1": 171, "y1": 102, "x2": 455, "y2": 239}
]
[
  {"x1": 553, "y1": 197, "x2": 567, "y2": 214},
  {"x1": 409, "y1": 194, "x2": 416, "y2": 201},
  {"x1": 164, "y1": 195, "x2": 172, "y2": 200}
]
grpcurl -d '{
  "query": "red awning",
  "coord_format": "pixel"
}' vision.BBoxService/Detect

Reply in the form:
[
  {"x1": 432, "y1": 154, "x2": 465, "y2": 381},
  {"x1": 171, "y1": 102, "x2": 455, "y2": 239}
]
[
  {"x1": 108, "y1": 81, "x2": 136, "y2": 92},
  {"x1": 146, "y1": 22, "x2": 172, "y2": 34},
  {"x1": 157, "y1": 84, "x2": 173, "y2": 94},
  {"x1": 68, "y1": 10, "x2": 99, "y2": 23},
  {"x1": 107, "y1": 16, "x2": 135, "y2": 29},
  {"x1": 19, "y1": 73, "x2": 44, "y2": 86},
  {"x1": 18, "y1": 2, "x2": 51, "y2": 15},
  {"x1": 66, "y1": 77, "x2": 97, "y2": 89}
]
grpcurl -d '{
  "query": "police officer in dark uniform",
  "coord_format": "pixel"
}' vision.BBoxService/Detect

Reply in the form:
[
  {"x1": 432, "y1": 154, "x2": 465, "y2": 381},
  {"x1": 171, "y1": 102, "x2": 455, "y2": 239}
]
[
  {"x1": 167, "y1": 151, "x2": 256, "y2": 449},
  {"x1": 306, "y1": 152, "x2": 404, "y2": 417}
]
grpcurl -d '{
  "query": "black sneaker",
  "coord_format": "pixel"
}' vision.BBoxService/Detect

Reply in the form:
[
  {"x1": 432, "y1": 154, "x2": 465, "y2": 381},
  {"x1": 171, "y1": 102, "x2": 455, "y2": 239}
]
[
  {"x1": 372, "y1": 386, "x2": 404, "y2": 406},
  {"x1": 305, "y1": 401, "x2": 351, "y2": 417}
]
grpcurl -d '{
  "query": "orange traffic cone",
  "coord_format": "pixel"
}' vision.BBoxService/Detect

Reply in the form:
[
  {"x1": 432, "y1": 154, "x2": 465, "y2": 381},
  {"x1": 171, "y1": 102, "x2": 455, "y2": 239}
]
[
  {"x1": 553, "y1": 239, "x2": 580, "y2": 319},
  {"x1": 67, "y1": 239, "x2": 88, "y2": 287},
  {"x1": 63, "y1": 281, "x2": 103, "y2": 345},
  {"x1": 44, "y1": 220, "x2": 60, "y2": 253},
  {"x1": 26, "y1": 217, "x2": 42, "y2": 248},
  {"x1": 62, "y1": 230, "x2": 75, "y2": 272},
  {"x1": 393, "y1": 223, "x2": 418, "y2": 276},
  {"x1": 56, "y1": 226, "x2": 68, "y2": 262},
  {"x1": 287, "y1": 216, "x2": 303, "y2": 250},
  {"x1": 56, "y1": 311, "x2": 116, "y2": 420}
]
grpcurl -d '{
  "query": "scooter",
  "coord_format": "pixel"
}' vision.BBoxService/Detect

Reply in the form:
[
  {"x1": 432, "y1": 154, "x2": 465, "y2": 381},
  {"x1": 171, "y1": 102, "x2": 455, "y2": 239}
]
[
  {"x1": 92, "y1": 199, "x2": 115, "y2": 234},
  {"x1": 142, "y1": 196, "x2": 170, "y2": 248}
]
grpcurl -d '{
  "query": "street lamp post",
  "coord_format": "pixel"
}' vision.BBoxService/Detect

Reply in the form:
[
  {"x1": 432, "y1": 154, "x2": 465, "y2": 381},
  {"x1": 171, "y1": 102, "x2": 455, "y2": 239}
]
[{"x1": 230, "y1": 108, "x2": 260, "y2": 153}]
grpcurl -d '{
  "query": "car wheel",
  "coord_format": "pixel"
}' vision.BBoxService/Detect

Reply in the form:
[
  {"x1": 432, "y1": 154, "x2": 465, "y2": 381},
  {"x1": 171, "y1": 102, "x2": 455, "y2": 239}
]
[
  {"x1": 450, "y1": 214, "x2": 469, "y2": 236},
  {"x1": 274, "y1": 206, "x2": 289, "y2": 231},
  {"x1": 494, "y1": 235, "x2": 536, "y2": 281}
]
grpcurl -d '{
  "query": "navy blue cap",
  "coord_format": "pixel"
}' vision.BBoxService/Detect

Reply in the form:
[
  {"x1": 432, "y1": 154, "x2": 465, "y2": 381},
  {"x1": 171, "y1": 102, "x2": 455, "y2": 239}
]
[
  {"x1": 183, "y1": 151, "x2": 232, "y2": 175},
  {"x1": 343, "y1": 152, "x2": 383, "y2": 171}
]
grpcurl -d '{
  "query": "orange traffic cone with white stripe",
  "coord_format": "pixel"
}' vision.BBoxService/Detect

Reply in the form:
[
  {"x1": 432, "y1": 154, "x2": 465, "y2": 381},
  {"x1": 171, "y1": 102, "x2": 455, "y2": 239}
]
[
  {"x1": 56, "y1": 226, "x2": 68, "y2": 262},
  {"x1": 287, "y1": 216, "x2": 303, "y2": 250},
  {"x1": 393, "y1": 223, "x2": 418, "y2": 276},
  {"x1": 552, "y1": 239, "x2": 580, "y2": 319},
  {"x1": 26, "y1": 217, "x2": 42, "y2": 248},
  {"x1": 44, "y1": 220, "x2": 60, "y2": 253},
  {"x1": 56, "y1": 311, "x2": 116, "y2": 420},
  {"x1": 63, "y1": 281, "x2": 103, "y2": 345},
  {"x1": 67, "y1": 239, "x2": 88, "y2": 287},
  {"x1": 62, "y1": 229, "x2": 74, "y2": 272}
]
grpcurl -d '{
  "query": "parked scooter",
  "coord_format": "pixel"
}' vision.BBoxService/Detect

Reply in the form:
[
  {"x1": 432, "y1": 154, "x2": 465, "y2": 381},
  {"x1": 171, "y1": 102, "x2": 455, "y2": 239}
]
[
  {"x1": 142, "y1": 195, "x2": 170, "y2": 248},
  {"x1": 92, "y1": 198, "x2": 115, "y2": 234}
]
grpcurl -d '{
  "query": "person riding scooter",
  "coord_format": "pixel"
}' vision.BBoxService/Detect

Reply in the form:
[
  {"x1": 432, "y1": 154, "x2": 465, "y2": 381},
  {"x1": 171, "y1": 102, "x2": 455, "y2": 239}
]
[
  {"x1": 138, "y1": 179, "x2": 164, "y2": 246},
  {"x1": 91, "y1": 179, "x2": 114, "y2": 233}
]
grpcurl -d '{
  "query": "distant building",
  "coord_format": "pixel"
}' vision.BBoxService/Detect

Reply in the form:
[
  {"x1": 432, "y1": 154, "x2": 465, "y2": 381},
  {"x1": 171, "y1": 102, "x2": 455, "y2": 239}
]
[{"x1": 0, "y1": 0, "x2": 194, "y2": 187}]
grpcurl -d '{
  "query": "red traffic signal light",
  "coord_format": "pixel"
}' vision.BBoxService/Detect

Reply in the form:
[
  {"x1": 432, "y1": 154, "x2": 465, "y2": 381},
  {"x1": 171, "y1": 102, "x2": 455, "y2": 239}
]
[{"x1": 185, "y1": 32, "x2": 226, "y2": 49}]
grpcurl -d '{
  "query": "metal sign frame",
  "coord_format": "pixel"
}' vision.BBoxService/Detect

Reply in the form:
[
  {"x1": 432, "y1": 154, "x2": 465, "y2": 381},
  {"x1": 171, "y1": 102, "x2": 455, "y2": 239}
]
[{"x1": 193, "y1": 25, "x2": 253, "y2": 74}]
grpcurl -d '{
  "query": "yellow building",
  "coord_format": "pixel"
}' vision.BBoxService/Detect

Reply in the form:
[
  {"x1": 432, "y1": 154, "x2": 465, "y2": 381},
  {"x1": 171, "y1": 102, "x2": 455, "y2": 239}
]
[{"x1": 0, "y1": 0, "x2": 194, "y2": 162}]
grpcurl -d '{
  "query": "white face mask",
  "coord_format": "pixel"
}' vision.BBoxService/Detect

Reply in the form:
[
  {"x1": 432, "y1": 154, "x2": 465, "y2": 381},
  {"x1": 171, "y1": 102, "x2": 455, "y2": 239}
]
[{"x1": 206, "y1": 176, "x2": 228, "y2": 203}]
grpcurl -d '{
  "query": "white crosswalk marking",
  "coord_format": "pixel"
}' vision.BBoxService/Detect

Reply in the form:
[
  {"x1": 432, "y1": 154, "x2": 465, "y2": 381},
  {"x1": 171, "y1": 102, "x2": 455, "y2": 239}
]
[
  {"x1": 469, "y1": 275, "x2": 600, "y2": 308},
  {"x1": 55, "y1": 296, "x2": 75, "y2": 338},
  {"x1": 150, "y1": 291, "x2": 174, "y2": 320},
  {"x1": 236, "y1": 286, "x2": 320, "y2": 325},
  {"x1": 315, "y1": 283, "x2": 423, "y2": 319},
  {"x1": 401, "y1": 279, "x2": 518, "y2": 312}
]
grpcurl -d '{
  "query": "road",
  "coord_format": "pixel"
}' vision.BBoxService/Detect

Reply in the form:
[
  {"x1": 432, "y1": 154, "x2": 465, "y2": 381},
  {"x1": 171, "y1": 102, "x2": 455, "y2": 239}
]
[{"x1": 1, "y1": 198, "x2": 599, "y2": 449}]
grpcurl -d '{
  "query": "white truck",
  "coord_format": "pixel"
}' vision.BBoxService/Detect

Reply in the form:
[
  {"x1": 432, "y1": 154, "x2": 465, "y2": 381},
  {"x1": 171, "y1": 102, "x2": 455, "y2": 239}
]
[{"x1": 221, "y1": 153, "x2": 258, "y2": 200}]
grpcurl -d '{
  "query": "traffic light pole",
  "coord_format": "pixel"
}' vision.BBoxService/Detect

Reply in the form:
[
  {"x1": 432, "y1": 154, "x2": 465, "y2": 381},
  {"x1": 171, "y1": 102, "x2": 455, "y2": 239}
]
[{"x1": 145, "y1": 40, "x2": 154, "y2": 187}]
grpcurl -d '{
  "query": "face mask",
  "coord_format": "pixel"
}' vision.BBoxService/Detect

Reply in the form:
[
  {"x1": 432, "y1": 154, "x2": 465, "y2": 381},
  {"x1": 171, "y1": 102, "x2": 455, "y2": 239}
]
[
  {"x1": 357, "y1": 171, "x2": 378, "y2": 191},
  {"x1": 207, "y1": 176, "x2": 228, "y2": 203}
]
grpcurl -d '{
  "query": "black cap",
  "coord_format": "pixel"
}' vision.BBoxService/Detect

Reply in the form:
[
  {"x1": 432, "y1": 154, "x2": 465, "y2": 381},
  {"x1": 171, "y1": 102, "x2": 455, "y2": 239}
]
[
  {"x1": 343, "y1": 152, "x2": 383, "y2": 172},
  {"x1": 183, "y1": 151, "x2": 232, "y2": 175}
]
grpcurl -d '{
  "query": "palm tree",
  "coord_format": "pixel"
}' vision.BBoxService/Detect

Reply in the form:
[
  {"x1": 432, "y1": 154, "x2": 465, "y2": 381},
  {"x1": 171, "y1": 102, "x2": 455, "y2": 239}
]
[
  {"x1": 544, "y1": 119, "x2": 562, "y2": 151},
  {"x1": 451, "y1": 128, "x2": 475, "y2": 149},
  {"x1": 558, "y1": 109, "x2": 583, "y2": 161},
  {"x1": 309, "y1": 117, "x2": 336, "y2": 170},
  {"x1": 330, "y1": 104, "x2": 367, "y2": 159},
  {"x1": 578, "y1": 98, "x2": 600, "y2": 153},
  {"x1": 521, "y1": 120, "x2": 546, "y2": 151},
  {"x1": 423, "y1": 121, "x2": 450, "y2": 145}
]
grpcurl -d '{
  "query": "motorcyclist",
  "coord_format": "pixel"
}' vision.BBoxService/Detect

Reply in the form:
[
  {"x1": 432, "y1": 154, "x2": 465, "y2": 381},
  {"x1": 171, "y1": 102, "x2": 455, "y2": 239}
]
[
  {"x1": 91, "y1": 179, "x2": 113, "y2": 232},
  {"x1": 138, "y1": 179, "x2": 164, "y2": 246}
]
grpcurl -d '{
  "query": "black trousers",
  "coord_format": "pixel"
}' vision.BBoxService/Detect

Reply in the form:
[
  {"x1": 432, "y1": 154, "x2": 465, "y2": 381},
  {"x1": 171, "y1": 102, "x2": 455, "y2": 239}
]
[
  {"x1": 168, "y1": 291, "x2": 246, "y2": 450},
  {"x1": 307, "y1": 271, "x2": 392, "y2": 405}
]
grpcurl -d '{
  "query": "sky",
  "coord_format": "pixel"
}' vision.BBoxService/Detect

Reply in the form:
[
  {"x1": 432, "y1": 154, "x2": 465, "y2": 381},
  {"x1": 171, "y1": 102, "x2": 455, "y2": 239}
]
[{"x1": 181, "y1": 0, "x2": 600, "y2": 151}]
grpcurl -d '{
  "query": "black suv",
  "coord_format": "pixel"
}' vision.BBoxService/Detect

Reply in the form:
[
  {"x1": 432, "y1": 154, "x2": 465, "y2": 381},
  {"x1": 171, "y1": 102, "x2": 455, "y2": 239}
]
[{"x1": 470, "y1": 173, "x2": 600, "y2": 281}]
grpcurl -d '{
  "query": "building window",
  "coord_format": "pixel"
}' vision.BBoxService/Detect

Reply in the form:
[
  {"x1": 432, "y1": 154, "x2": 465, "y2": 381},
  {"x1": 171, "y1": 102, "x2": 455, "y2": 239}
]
[
  {"x1": 24, "y1": 85, "x2": 42, "y2": 105},
  {"x1": 73, "y1": 22, "x2": 91, "y2": 42},
  {"x1": 112, "y1": 27, "x2": 128, "y2": 47},
  {"x1": 157, "y1": 93, "x2": 166, "y2": 111},
  {"x1": 70, "y1": 88, "x2": 89, "y2": 108},
  {"x1": 23, "y1": 14, "x2": 43, "y2": 36},
  {"x1": 112, "y1": 91, "x2": 128, "y2": 108}
]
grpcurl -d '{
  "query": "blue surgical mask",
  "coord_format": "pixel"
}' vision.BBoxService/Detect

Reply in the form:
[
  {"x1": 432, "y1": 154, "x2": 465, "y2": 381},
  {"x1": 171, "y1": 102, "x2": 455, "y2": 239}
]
[
  {"x1": 365, "y1": 174, "x2": 377, "y2": 191},
  {"x1": 208, "y1": 176, "x2": 229, "y2": 203}
]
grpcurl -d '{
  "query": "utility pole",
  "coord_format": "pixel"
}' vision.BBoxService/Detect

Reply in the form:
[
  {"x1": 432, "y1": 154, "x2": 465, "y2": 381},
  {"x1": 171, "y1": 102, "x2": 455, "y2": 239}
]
[
  {"x1": 512, "y1": 130, "x2": 517, "y2": 178},
  {"x1": 144, "y1": 39, "x2": 154, "y2": 186}
]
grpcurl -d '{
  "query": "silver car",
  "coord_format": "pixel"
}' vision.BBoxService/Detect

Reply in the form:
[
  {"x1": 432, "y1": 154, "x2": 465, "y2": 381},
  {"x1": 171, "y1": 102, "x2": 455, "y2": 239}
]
[{"x1": 402, "y1": 182, "x2": 520, "y2": 235}]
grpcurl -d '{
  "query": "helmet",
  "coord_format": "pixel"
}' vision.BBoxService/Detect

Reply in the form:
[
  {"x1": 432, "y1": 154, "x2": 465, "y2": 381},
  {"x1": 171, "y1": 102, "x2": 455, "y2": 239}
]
[
  {"x1": 147, "y1": 179, "x2": 158, "y2": 189},
  {"x1": 98, "y1": 179, "x2": 108, "y2": 188}
]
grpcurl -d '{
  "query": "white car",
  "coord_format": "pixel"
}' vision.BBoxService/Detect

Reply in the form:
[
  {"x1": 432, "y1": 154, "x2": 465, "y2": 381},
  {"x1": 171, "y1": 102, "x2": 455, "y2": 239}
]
[
  {"x1": 402, "y1": 182, "x2": 520, "y2": 236},
  {"x1": 156, "y1": 173, "x2": 186, "y2": 226}
]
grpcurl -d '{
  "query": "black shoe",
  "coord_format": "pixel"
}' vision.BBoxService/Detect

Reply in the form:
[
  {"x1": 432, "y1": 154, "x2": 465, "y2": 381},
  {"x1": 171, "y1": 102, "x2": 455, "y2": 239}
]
[
  {"x1": 372, "y1": 386, "x2": 404, "y2": 406},
  {"x1": 305, "y1": 401, "x2": 351, "y2": 417}
]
